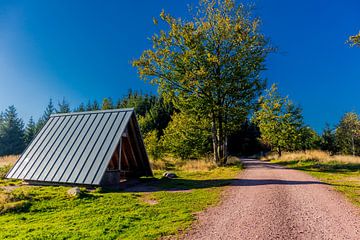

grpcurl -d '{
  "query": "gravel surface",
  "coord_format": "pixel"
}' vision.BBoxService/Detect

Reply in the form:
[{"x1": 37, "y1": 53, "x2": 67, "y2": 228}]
[{"x1": 182, "y1": 158, "x2": 360, "y2": 240}]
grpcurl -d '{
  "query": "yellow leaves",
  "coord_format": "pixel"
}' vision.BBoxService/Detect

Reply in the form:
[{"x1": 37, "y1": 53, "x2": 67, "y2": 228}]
[{"x1": 207, "y1": 53, "x2": 219, "y2": 63}]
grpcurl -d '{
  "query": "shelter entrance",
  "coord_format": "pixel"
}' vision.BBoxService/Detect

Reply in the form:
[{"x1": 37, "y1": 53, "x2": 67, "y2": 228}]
[{"x1": 103, "y1": 119, "x2": 149, "y2": 186}]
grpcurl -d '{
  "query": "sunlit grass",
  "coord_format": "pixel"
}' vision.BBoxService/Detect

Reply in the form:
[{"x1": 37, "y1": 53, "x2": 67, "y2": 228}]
[{"x1": 0, "y1": 161, "x2": 242, "y2": 239}]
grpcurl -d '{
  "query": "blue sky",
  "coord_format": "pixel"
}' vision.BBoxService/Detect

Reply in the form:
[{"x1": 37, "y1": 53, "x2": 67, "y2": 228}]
[{"x1": 0, "y1": 0, "x2": 359, "y2": 132}]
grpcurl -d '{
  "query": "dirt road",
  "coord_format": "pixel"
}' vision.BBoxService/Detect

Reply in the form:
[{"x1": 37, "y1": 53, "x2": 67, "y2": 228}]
[{"x1": 182, "y1": 159, "x2": 359, "y2": 240}]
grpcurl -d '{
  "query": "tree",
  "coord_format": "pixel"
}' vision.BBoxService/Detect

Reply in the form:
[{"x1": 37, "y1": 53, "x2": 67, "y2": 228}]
[
  {"x1": 74, "y1": 103, "x2": 85, "y2": 112},
  {"x1": 253, "y1": 84, "x2": 304, "y2": 157},
  {"x1": 24, "y1": 116, "x2": 37, "y2": 145},
  {"x1": 86, "y1": 100, "x2": 93, "y2": 111},
  {"x1": 161, "y1": 112, "x2": 211, "y2": 159},
  {"x1": 335, "y1": 112, "x2": 360, "y2": 156},
  {"x1": 36, "y1": 99, "x2": 55, "y2": 132},
  {"x1": 57, "y1": 98, "x2": 71, "y2": 113},
  {"x1": 0, "y1": 105, "x2": 25, "y2": 156},
  {"x1": 299, "y1": 126, "x2": 321, "y2": 151},
  {"x1": 92, "y1": 100, "x2": 100, "y2": 110},
  {"x1": 137, "y1": 96, "x2": 173, "y2": 136},
  {"x1": 321, "y1": 123, "x2": 338, "y2": 155},
  {"x1": 102, "y1": 98, "x2": 113, "y2": 110},
  {"x1": 348, "y1": 31, "x2": 360, "y2": 47},
  {"x1": 134, "y1": 0, "x2": 271, "y2": 165}
]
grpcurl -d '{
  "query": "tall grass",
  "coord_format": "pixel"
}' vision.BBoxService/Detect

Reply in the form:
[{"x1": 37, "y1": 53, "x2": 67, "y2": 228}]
[
  {"x1": 0, "y1": 155, "x2": 19, "y2": 167},
  {"x1": 262, "y1": 150, "x2": 360, "y2": 164}
]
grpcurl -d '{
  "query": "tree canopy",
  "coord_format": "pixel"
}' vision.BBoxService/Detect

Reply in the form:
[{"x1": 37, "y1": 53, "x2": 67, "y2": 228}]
[
  {"x1": 134, "y1": 0, "x2": 271, "y2": 165},
  {"x1": 348, "y1": 31, "x2": 360, "y2": 47},
  {"x1": 253, "y1": 84, "x2": 305, "y2": 156}
]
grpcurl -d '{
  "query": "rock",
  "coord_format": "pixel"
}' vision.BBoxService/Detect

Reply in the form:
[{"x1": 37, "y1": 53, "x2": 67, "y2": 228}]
[
  {"x1": 162, "y1": 172, "x2": 177, "y2": 179},
  {"x1": 67, "y1": 187, "x2": 81, "y2": 197}
]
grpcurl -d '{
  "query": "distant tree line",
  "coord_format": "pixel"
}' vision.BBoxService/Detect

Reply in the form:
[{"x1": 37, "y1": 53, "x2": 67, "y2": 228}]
[{"x1": 0, "y1": 88, "x2": 359, "y2": 159}]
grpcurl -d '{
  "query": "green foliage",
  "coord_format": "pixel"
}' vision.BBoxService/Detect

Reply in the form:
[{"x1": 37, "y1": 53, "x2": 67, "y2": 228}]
[
  {"x1": 299, "y1": 126, "x2": 321, "y2": 150},
  {"x1": 0, "y1": 106, "x2": 25, "y2": 156},
  {"x1": 102, "y1": 97, "x2": 114, "y2": 110},
  {"x1": 133, "y1": 0, "x2": 271, "y2": 164},
  {"x1": 36, "y1": 99, "x2": 55, "y2": 132},
  {"x1": 348, "y1": 31, "x2": 360, "y2": 47},
  {"x1": 24, "y1": 116, "x2": 37, "y2": 145},
  {"x1": 161, "y1": 112, "x2": 211, "y2": 159},
  {"x1": 74, "y1": 103, "x2": 85, "y2": 112},
  {"x1": 137, "y1": 97, "x2": 173, "y2": 137},
  {"x1": 56, "y1": 98, "x2": 71, "y2": 113},
  {"x1": 253, "y1": 84, "x2": 306, "y2": 156},
  {"x1": 0, "y1": 165, "x2": 12, "y2": 179},
  {"x1": 143, "y1": 130, "x2": 163, "y2": 160},
  {"x1": 335, "y1": 112, "x2": 360, "y2": 156},
  {"x1": 320, "y1": 124, "x2": 338, "y2": 154},
  {"x1": 0, "y1": 166, "x2": 241, "y2": 239}
]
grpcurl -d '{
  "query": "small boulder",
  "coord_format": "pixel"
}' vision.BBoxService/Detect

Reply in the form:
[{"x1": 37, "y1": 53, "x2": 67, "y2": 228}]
[
  {"x1": 67, "y1": 187, "x2": 81, "y2": 198},
  {"x1": 162, "y1": 172, "x2": 177, "y2": 179}
]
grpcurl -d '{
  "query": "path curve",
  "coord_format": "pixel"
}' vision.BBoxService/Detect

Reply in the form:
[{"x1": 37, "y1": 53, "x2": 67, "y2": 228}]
[{"x1": 182, "y1": 159, "x2": 360, "y2": 240}]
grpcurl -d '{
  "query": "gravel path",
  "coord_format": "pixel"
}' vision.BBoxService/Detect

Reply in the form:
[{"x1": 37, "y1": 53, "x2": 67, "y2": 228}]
[{"x1": 182, "y1": 158, "x2": 360, "y2": 240}]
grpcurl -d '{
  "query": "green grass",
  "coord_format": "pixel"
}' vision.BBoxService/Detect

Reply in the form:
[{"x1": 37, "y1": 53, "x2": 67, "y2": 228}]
[
  {"x1": 0, "y1": 164, "x2": 241, "y2": 240},
  {"x1": 271, "y1": 159, "x2": 360, "y2": 207}
]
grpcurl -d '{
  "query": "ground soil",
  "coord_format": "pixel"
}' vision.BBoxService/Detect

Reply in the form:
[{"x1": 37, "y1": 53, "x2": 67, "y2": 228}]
[{"x1": 181, "y1": 158, "x2": 360, "y2": 240}]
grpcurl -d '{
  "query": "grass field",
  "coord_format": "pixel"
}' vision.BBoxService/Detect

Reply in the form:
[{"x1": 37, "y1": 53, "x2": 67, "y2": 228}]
[
  {"x1": 265, "y1": 151, "x2": 360, "y2": 207},
  {"x1": 0, "y1": 157, "x2": 242, "y2": 240}
]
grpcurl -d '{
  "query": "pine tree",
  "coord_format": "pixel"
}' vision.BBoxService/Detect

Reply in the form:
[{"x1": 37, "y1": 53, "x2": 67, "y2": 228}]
[
  {"x1": 24, "y1": 116, "x2": 37, "y2": 145},
  {"x1": 57, "y1": 98, "x2": 71, "y2": 113},
  {"x1": 75, "y1": 103, "x2": 85, "y2": 112},
  {"x1": 0, "y1": 105, "x2": 25, "y2": 156},
  {"x1": 92, "y1": 100, "x2": 100, "y2": 110},
  {"x1": 36, "y1": 99, "x2": 55, "y2": 132},
  {"x1": 321, "y1": 123, "x2": 338, "y2": 155},
  {"x1": 86, "y1": 100, "x2": 93, "y2": 111}
]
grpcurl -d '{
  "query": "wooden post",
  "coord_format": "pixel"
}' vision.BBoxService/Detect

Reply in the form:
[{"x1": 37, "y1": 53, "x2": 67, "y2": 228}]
[{"x1": 119, "y1": 139, "x2": 122, "y2": 171}]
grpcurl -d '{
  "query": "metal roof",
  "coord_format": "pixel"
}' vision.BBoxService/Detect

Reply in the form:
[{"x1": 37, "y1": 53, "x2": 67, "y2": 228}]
[{"x1": 6, "y1": 108, "x2": 149, "y2": 185}]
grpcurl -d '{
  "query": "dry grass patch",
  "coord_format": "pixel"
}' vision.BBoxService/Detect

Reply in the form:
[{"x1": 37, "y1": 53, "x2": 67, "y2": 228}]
[
  {"x1": 150, "y1": 155, "x2": 220, "y2": 172},
  {"x1": 0, "y1": 155, "x2": 19, "y2": 167},
  {"x1": 262, "y1": 150, "x2": 360, "y2": 164}
]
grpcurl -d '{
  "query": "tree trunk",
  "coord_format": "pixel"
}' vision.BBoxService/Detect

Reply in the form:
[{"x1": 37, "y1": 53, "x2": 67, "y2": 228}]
[
  {"x1": 277, "y1": 146, "x2": 282, "y2": 158},
  {"x1": 211, "y1": 113, "x2": 220, "y2": 165},
  {"x1": 352, "y1": 135, "x2": 355, "y2": 156}
]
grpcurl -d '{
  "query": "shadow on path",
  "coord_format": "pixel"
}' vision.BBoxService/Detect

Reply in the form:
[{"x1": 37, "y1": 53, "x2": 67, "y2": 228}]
[{"x1": 114, "y1": 159, "x2": 327, "y2": 193}]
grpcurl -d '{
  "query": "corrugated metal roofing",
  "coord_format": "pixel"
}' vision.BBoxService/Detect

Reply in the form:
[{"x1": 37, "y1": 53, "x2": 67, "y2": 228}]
[{"x1": 6, "y1": 108, "x2": 148, "y2": 185}]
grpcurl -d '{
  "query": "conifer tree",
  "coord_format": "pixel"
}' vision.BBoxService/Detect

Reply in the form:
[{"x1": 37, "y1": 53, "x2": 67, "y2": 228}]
[
  {"x1": 86, "y1": 100, "x2": 93, "y2": 111},
  {"x1": 92, "y1": 100, "x2": 100, "y2": 110},
  {"x1": 24, "y1": 116, "x2": 37, "y2": 145},
  {"x1": 36, "y1": 99, "x2": 55, "y2": 132},
  {"x1": 57, "y1": 98, "x2": 71, "y2": 113},
  {"x1": 0, "y1": 105, "x2": 25, "y2": 156},
  {"x1": 75, "y1": 103, "x2": 85, "y2": 112}
]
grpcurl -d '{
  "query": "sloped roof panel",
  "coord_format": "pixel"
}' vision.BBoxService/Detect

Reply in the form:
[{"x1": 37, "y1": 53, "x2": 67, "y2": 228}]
[{"x1": 6, "y1": 108, "x2": 138, "y2": 185}]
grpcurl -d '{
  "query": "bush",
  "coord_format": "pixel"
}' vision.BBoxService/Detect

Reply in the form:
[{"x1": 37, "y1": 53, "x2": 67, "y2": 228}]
[
  {"x1": 0, "y1": 165, "x2": 11, "y2": 179},
  {"x1": 143, "y1": 130, "x2": 164, "y2": 160},
  {"x1": 161, "y1": 112, "x2": 211, "y2": 159}
]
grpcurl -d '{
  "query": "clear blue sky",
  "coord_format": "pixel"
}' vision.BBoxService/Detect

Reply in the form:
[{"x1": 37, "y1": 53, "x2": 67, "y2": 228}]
[{"x1": 0, "y1": 0, "x2": 359, "y2": 132}]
